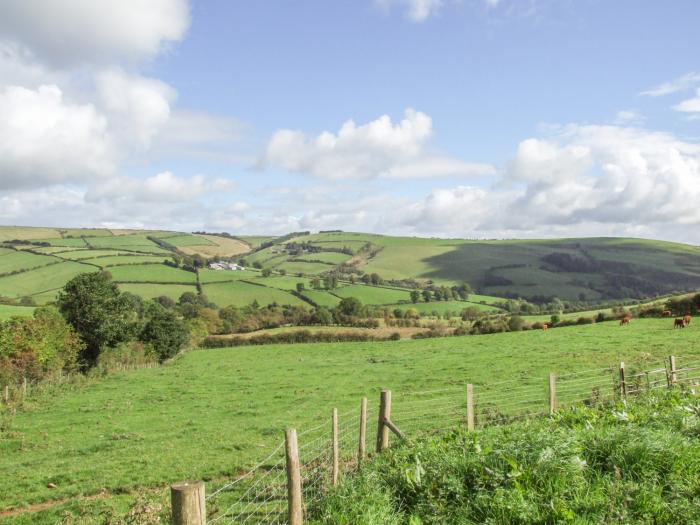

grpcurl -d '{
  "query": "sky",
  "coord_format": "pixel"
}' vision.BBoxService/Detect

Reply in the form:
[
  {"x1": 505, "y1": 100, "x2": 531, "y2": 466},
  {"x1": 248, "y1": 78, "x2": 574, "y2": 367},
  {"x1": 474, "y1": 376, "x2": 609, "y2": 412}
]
[{"x1": 1, "y1": 0, "x2": 700, "y2": 242}]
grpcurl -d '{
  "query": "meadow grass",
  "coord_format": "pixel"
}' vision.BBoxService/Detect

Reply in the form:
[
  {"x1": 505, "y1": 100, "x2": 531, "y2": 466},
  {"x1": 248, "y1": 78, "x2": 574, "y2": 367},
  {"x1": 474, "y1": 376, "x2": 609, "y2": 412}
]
[
  {"x1": 107, "y1": 264, "x2": 196, "y2": 284},
  {"x1": 34, "y1": 238, "x2": 88, "y2": 248},
  {"x1": 0, "y1": 251, "x2": 57, "y2": 275},
  {"x1": 275, "y1": 260, "x2": 335, "y2": 275},
  {"x1": 333, "y1": 284, "x2": 413, "y2": 305},
  {"x1": 55, "y1": 250, "x2": 142, "y2": 260},
  {"x1": 301, "y1": 289, "x2": 342, "y2": 308},
  {"x1": 388, "y1": 300, "x2": 500, "y2": 314},
  {"x1": 154, "y1": 234, "x2": 215, "y2": 247},
  {"x1": 202, "y1": 281, "x2": 307, "y2": 308},
  {"x1": 1, "y1": 319, "x2": 699, "y2": 523},
  {"x1": 82, "y1": 255, "x2": 172, "y2": 267},
  {"x1": 294, "y1": 252, "x2": 351, "y2": 265},
  {"x1": 0, "y1": 304, "x2": 35, "y2": 320},
  {"x1": 250, "y1": 275, "x2": 312, "y2": 291},
  {"x1": 0, "y1": 262, "x2": 96, "y2": 300},
  {"x1": 117, "y1": 283, "x2": 197, "y2": 302},
  {"x1": 309, "y1": 390, "x2": 700, "y2": 525},
  {"x1": 0, "y1": 226, "x2": 61, "y2": 241},
  {"x1": 198, "y1": 269, "x2": 260, "y2": 283}
]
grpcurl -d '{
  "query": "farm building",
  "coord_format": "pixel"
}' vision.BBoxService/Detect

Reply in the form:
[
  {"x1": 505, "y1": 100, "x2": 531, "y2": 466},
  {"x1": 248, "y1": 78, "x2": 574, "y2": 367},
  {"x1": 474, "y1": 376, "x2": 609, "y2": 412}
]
[{"x1": 208, "y1": 262, "x2": 245, "y2": 271}]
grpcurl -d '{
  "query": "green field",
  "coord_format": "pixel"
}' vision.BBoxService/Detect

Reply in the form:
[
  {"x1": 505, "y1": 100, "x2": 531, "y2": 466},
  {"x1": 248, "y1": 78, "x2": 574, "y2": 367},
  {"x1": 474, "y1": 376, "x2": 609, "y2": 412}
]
[
  {"x1": 84, "y1": 235, "x2": 169, "y2": 253},
  {"x1": 0, "y1": 304, "x2": 36, "y2": 320},
  {"x1": 155, "y1": 234, "x2": 215, "y2": 247},
  {"x1": 0, "y1": 250, "x2": 57, "y2": 275},
  {"x1": 389, "y1": 300, "x2": 500, "y2": 315},
  {"x1": 34, "y1": 237, "x2": 88, "y2": 248},
  {"x1": 275, "y1": 260, "x2": 335, "y2": 275},
  {"x1": 300, "y1": 289, "x2": 343, "y2": 308},
  {"x1": 0, "y1": 261, "x2": 97, "y2": 301},
  {"x1": 107, "y1": 264, "x2": 196, "y2": 284},
  {"x1": 0, "y1": 226, "x2": 61, "y2": 241},
  {"x1": 294, "y1": 252, "x2": 351, "y2": 265},
  {"x1": 55, "y1": 249, "x2": 138, "y2": 260},
  {"x1": 202, "y1": 280, "x2": 307, "y2": 308},
  {"x1": 198, "y1": 268, "x2": 260, "y2": 283},
  {"x1": 117, "y1": 283, "x2": 197, "y2": 302},
  {"x1": 2, "y1": 319, "x2": 699, "y2": 523},
  {"x1": 333, "y1": 284, "x2": 413, "y2": 305},
  {"x1": 237, "y1": 235, "x2": 276, "y2": 249},
  {"x1": 250, "y1": 275, "x2": 312, "y2": 291},
  {"x1": 82, "y1": 255, "x2": 171, "y2": 267}
]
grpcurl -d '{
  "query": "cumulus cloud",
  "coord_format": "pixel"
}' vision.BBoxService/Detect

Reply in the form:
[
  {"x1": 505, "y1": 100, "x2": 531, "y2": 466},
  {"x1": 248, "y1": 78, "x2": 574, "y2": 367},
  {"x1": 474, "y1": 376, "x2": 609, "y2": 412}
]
[
  {"x1": 96, "y1": 69, "x2": 176, "y2": 148},
  {"x1": 640, "y1": 72, "x2": 700, "y2": 97},
  {"x1": 0, "y1": 84, "x2": 116, "y2": 190},
  {"x1": 0, "y1": 0, "x2": 189, "y2": 67},
  {"x1": 375, "y1": 0, "x2": 443, "y2": 22},
  {"x1": 262, "y1": 108, "x2": 495, "y2": 180}
]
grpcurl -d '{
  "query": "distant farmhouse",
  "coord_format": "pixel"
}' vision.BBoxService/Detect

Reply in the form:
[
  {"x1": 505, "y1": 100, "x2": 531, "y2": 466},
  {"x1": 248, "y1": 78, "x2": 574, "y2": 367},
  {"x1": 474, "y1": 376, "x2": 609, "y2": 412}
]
[{"x1": 209, "y1": 262, "x2": 245, "y2": 271}]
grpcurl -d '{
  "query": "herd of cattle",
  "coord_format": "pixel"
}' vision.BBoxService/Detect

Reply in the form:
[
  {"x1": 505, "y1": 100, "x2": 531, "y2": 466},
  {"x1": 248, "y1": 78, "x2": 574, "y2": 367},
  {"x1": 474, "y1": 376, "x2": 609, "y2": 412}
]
[{"x1": 619, "y1": 311, "x2": 692, "y2": 328}]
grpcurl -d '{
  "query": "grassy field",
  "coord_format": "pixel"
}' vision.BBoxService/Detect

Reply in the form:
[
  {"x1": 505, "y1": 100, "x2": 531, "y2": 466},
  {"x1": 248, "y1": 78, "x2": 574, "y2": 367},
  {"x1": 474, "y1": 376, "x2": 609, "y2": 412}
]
[
  {"x1": 202, "y1": 281, "x2": 307, "y2": 308},
  {"x1": 0, "y1": 226, "x2": 61, "y2": 241},
  {"x1": 178, "y1": 234, "x2": 250, "y2": 257},
  {"x1": 389, "y1": 300, "x2": 501, "y2": 315},
  {"x1": 249, "y1": 275, "x2": 312, "y2": 291},
  {"x1": 0, "y1": 262, "x2": 96, "y2": 301},
  {"x1": 117, "y1": 283, "x2": 197, "y2": 302},
  {"x1": 55, "y1": 249, "x2": 138, "y2": 260},
  {"x1": 0, "y1": 250, "x2": 57, "y2": 275},
  {"x1": 294, "y1": 252, "x2": 351, "y2": 265},
  {"x1": 107, "y1": 265, "x2": 197, "y2": 284},
  {"x1": 2, "y1": 319, "x2": 699, "y2": 523},
  {"x1": 0, "y1": 304, "x2": 36, "y2": 320},
  {"x1": 275, "y1": 260, "x2": 335, "y2": 275},
  {"x1": 82, "y1": 255, "x2": 171, "y2": 267},
  {"x1": 333, "y1": 284, "x2": 413, "y2": 305},
  {"x1": 300, "y1": 289, "x2": 342, "y2": 308},
  {"x1": 198, "y1": 269, "x2": 260, "y2": 283}
]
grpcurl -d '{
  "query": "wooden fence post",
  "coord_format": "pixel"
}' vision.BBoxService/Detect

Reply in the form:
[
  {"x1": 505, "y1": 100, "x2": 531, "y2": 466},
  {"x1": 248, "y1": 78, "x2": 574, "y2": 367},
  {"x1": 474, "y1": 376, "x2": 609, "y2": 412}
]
[
  {"x1": 376, "y1": 390, "x2": 392, "y2": 453},
  {"x1": 170, "y1": 481, "x2": 206, "y2": 525},
  {"x1": 549, "y1": 373, "x2": 557, "y2": 415},
  {"x1": 466, "y1": 384, "x2": 474, "y2": 431},
  {"x1": 22, "y1": 377, "x2": 27, "y2": 399},
  {"x1": 3, "y1": 385, "x2": 8, "y2": 404},
  {"x1": 668, "y1": 356, "x2": 677, "y2": 386},
  {"x1": 358, "y1": 397, "x2": 367, "y2": 468},
  {"x1": 332, "y1": 408, "x2": 339, "y2": 487},
  {"x1": 285, "y1": 428, "x2": 303, "y2": 525},
  {"x1": 619, "y1": 362, "x2": 626, "y2": 399}
]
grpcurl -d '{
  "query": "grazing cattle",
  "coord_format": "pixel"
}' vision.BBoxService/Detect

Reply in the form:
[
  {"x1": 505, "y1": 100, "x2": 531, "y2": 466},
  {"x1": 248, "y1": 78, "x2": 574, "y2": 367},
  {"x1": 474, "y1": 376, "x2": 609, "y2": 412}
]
[
  {"x1": 619, "y1": 316, "x2": 631, "y2": 326},
  {"x1": 684, "y1": 314, "x2": 692, "y2": 326},
  {"x1": 674, "y1": 318, "x2": 686, "y2": 329},
  {"x1": 661, "y1": 310, "x2": 672, "y2": 317},
  {"x1": 542, "y1": 323, "x2": 548, "y2": 331}
]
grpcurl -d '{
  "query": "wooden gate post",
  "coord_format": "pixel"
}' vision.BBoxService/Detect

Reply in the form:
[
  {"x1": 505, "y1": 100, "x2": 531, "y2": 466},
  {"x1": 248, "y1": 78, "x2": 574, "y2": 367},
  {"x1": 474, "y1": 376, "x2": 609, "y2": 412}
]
[
  {"x1": 549, "y1": 373, "x2": 557, "y2": 415},
  {"x1": 669, "y1": 356, "x2": 677, "y2": 386},
  {"x1": 619, "y1": 362, "x2": 626, "y2": 399},
  {"x1": 358, "y1": 397, "x2": 367, "y2": 468},
  {"x1": 332, "y1": 408, "x2": 339, "y2": 487},
  {"x1": 466, "y1": 384, "x2": 474, "y2": 431},
  {"x1": 376, "y1": 390, "x2": 392, "y2": 453},
  {"x1": 170, "y1": 481, "x2": 206, "y2": 525},
  {"x1": 285, "y1": 428, "x2": 303, "y2": 525}
]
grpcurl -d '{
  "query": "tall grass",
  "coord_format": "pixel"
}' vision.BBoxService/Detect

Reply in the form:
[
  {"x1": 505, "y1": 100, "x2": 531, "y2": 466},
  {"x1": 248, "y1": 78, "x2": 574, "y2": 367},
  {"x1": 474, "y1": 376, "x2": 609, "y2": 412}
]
[{"x1": 309, "y1": 390, "x2": 700, "y2": 524}]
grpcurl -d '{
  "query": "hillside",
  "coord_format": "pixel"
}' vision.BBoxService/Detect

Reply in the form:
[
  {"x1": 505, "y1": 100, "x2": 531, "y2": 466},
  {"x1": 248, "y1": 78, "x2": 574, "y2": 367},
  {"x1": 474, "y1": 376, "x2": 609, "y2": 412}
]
[
  {"x1": 2, "y1": 318, "x2": 699, "y2": 523},
  {"x1": 2, "y1": 226, "x2": 700, "y2": 308}
]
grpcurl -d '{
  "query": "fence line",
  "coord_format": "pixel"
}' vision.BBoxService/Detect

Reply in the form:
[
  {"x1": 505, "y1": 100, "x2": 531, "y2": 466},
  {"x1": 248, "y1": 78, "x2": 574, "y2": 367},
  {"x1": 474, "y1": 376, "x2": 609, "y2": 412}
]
[{"x1": 171, "y1": 355, "x2": 700, "y2": 524}]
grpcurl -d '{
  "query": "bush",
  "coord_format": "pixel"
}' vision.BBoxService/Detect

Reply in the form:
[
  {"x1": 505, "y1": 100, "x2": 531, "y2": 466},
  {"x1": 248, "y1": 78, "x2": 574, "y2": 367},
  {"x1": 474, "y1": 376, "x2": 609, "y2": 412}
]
[{"x1": 140, "y1": 308, "x2": 189, "y2": 362}]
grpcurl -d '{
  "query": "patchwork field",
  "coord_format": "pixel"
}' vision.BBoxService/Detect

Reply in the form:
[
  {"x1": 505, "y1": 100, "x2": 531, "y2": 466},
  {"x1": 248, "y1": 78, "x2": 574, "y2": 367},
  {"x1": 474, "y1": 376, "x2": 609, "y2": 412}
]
[
  {"x1": 390, "y1": 300, "x2": 501, "y2": 315},
  {"x1": 202, "y1": 281, "x2": 307, "y2": 308},
  {"x1": 117, "y1": 283, "x2": 198, "y2": 302},
  {"x1": 107, "y1": 265, "x2": 196, "y2": 284},
  {"x1": 0, "y1": 261, "x2": 97, "y2": 301},
  {"x1": 333, "y1": 284, "x2": 413, "y2": 305},
  {"x1": 177, "y1": 234, "x2": 250, "y2": 257},
  {"x1": 2, "y1": 319, "x2": 699, "y2": 523},
  {"x1": 0, "y1": 250, "x2": 57, "y2": 275},
  {"x1": 198, "y1": 268, "x2": 260, "y2": 283},
  {"x1": 0, "y1": 304, "x2": 35, "y2": 320},
  {"x1": 82, "y1": 255, "x2": 171, "y2": 267}
]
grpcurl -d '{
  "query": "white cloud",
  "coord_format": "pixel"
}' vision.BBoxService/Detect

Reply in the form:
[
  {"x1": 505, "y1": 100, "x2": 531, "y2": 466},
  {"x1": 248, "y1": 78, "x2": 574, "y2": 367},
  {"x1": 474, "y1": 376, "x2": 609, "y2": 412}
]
[
  {"x1": 96, "y1": 69, "x2": 176, "y2": 148},
  {"x1": 262, "y1": 108, "x2": 495, "y2": 180},
  {"x1": 0, "y1": 0, "x2": 189, "y2": 67},
  {"x1": 673, "y1": 89, "x2": 700, "y2": 114},
  {"x1": 640, "y1": 72, "x2": 700, "y2": 97},
  {"x1": 0, "y1": 84, "x2": 116, "y2": 190},
  {"x1": 614, "y1": 110, "x2": 645, "y2": 125},
  {"x1": 375, "y1": 0, "x2": 443, "y2": 22}
]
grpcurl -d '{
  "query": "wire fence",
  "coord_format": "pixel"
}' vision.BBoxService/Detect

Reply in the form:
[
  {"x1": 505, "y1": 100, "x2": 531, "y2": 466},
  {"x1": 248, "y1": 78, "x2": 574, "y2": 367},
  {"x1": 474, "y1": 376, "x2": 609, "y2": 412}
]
[{"x1": 200, "y1": 355, "x2": 700, "y2": 524}]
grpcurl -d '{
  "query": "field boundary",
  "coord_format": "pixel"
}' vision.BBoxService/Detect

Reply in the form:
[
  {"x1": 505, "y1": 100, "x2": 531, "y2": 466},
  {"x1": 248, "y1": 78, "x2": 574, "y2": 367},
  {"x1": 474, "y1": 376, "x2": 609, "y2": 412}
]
[{"x1": 175, "y1": 354, "x2": 699, "y2": 524}]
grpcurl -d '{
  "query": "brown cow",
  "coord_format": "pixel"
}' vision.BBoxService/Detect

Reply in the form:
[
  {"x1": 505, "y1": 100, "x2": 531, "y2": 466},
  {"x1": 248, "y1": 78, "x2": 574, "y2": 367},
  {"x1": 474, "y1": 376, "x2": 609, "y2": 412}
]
[
  {"x1": 542, "y1": 323, "x2": 548, "y2": 331},
  {"x1": 619, "y1": 316, "x2": 631, "y2": 326},
  {"x1": 661, "y1": 310, "x2": 672, "y2": 317},
  {"x1": 674, "y1": 318, "x2": 686, "y2": 329},
  {"x1": 684, "y1": 314, "x2": 692, "y2": 326}
]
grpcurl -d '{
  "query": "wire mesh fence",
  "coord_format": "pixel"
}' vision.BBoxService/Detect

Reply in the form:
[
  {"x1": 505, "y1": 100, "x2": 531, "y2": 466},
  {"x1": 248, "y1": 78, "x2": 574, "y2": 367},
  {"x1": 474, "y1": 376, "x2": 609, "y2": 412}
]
[{"x1": 199, "y1": 354, "x2": 697, "y2": 524}]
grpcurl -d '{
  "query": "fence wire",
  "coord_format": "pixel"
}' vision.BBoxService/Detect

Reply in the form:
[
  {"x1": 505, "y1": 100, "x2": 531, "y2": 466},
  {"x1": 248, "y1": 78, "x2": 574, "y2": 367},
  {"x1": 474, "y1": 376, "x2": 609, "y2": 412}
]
[{"x1": 203, "y1": 355, "x2": 696, "y2": 524}]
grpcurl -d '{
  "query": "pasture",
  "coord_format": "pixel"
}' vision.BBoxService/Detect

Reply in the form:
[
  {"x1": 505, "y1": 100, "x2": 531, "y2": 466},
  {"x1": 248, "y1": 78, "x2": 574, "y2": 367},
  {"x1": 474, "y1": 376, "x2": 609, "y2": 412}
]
[
  {"x1": 81, "y1": 255, "x2": 171, "y2": 267},
  {"x1": 389, "y1": 299, "x2": 501, "y2": 315},
  {"x1": 333, "y1": 284, "x2": 413, "y2": 305},
  {"x1": 0, "y1": 304, "x2": 35, "y2": 320},
  {"x1": 107, "y1": 264, "x2": 197, "y2": 284},
  {"x1": 198, "y1": 268, "x2": 260, "y2": 283},
  {"x1": 0, "y1": 251, "x2": 57, "y2": 275},
  {"x1": 2, "y1": 319, "x2": 699, "y2": 523},
  {"x1": 117, "y1": 283, "x2": 198, "y2": 302},
  {"x1": 202, "y1": 281, "x2": 307, "y2": 308},
  {"x1": 0, "y1": 262, "x2": 97, "y2": 302}
]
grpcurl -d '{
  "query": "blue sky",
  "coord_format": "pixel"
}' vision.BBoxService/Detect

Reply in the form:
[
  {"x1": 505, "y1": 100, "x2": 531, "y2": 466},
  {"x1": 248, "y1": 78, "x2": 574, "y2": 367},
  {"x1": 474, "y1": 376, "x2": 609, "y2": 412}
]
[{"x1": 1, "y1": 0, "x2": 700, "y2": 241}]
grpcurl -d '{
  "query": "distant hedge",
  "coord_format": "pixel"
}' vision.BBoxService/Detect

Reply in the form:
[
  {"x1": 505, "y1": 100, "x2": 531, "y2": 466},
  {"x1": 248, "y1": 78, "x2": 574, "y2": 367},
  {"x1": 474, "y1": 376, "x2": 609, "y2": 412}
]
[{"x1": 201, "y1": 329, "x2": 400, "y2": 347}]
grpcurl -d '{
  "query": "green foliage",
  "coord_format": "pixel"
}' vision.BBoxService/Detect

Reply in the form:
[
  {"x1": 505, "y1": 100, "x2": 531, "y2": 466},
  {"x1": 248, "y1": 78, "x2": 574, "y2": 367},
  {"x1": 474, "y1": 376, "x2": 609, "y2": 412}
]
[
  {"x1": 140, "y1": 307, "x2": 188, "y2": 362},
  {"x1": 309, "y1": 391, "x2": 700, "y2": 525},
  {"x1": 58, "y1": 272, "x2": 139, "y2": 365},
  {"x1": 338, "y1": 296, "x2": 362, "y2": 316},
  {"x1": 0, "y1": 307, "x2": 83, "y2": 384}
]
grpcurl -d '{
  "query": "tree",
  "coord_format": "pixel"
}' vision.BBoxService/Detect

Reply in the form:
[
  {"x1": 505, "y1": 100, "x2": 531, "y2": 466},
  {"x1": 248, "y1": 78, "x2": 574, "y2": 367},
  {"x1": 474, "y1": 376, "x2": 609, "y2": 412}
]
[
  {"x1": 311, "y1": 277, "x2": 322, "y2": 290},
  {"x1": 262, "y1": 268, "x2": 272, "y2": 277},
  {"x1": 312, "y1": 307, "x2": 334, "y2": 325},
  {"x1": 140, "y1": 308, "x2": 189, "y2": 362},
  {"x1": 279, "y1": 269, "x2": 287, "y2": 275},
  {"x1": 410, "y1": 290, "x2": 420, "y2": 304},
  {"x1": 422, "y1": 290, "x2": 432, "y2": 303},
  {"x1": 338, "y1": 297, "x2": 362, "y2": 317},
  {"x1": 58, "y1": 272, "x2": 138, "y2": 366},
  {"x1": 370, "y1": 273, "x2": 382, "y2": 285},
  {"x1": 296, "y1": 282, "x2": 305, "y2": 292}
]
